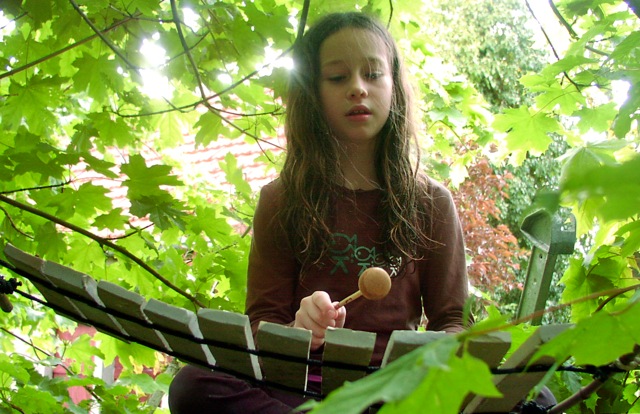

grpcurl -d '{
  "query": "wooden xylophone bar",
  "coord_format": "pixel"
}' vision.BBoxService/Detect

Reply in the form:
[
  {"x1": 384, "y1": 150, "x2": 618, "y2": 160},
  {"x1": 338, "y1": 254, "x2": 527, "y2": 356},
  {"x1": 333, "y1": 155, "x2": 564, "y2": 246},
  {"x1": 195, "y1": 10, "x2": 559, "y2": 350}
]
[{"x1": 2, "y1": 243, "x2": 570, "y2": 412}]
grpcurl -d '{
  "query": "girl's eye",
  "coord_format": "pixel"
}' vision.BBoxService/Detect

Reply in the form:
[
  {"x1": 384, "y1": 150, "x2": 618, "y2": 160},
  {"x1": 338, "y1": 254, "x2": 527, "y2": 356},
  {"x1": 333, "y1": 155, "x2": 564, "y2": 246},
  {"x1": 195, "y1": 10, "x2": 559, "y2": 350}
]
[
  {"x1": 367, "y1": 72, "x2": 383, "y2": 80},
  {"x1": 327, "y1": 75, "x2": 346, "y2": 82}
]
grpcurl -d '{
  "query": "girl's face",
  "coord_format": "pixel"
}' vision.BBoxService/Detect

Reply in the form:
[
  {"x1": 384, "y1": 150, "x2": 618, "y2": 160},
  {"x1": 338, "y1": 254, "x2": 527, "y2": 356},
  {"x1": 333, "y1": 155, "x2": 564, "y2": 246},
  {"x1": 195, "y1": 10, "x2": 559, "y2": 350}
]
[{"x1": 318, "y1": 28, "x2": 393, "y2": 147}]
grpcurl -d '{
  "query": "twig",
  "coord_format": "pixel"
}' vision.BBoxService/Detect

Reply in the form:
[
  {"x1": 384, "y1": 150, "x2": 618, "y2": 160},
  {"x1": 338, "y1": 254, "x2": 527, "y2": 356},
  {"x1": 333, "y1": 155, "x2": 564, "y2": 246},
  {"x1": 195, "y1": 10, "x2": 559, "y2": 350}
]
[
  {"x1": 0, "y1": 205, "x2": 33, "y2": 239},
  {"x1": 459, "y1": 283, "x2": 640, "y2": 339},
  {"x1": 527, "y1": 0, "x2": 561, "y2": 61},
  {"x1": 548, "y1": 0, "x2": 579, "y2": 39},
  {"x1": 547, "y1": 376, "x2": 607, "y2": 413},
  {"x1": 595, "y1": 282, "x2": 640, "y2": 312},
  {"x1": 0, "y1": 194, "x2": 205, "y2": 308},
  {"x1": 296, "y1": 0, "x2": 311, "y2": 43},
  {"x1": 113, "y1": 44, "x2": 294, "y2": 120},
  {"x1": 0, "y1": 12, "x2": 27, "y2": 31},
  {"x1": 68, "y1": 0, "x2": 141, "y2": 73},
  {"x1": 1, "y1": 327, "x2": 50, "y2": 359},
  {"x1": 526, "y1": 0, "x2": 583, "y2": 92},
  {"x1": 0, "y1": 327, "x2": 103, "y2": 403},
  {"x1": 0, "y1": 16, "x2": 134, "y2": 81},
  {"x1": 0, "y1": 181, "x2": 71, "y2": 195},
  {"x1": 103, "y1": 223, "x2": 155, "y2": 241},
  {"x1": 169, "y1": 0, "x2": 208, "y2": 103}
]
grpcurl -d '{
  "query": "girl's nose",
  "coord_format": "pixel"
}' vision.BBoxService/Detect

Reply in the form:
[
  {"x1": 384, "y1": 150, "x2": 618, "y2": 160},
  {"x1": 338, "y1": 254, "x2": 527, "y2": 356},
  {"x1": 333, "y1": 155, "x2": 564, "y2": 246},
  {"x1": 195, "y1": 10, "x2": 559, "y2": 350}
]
[
  {"x1": 348, "y1": 79, "x2": 367, "y2": 98},
  {"x1": 350, "y1": 87, "x2": 367, "y2": 98}
]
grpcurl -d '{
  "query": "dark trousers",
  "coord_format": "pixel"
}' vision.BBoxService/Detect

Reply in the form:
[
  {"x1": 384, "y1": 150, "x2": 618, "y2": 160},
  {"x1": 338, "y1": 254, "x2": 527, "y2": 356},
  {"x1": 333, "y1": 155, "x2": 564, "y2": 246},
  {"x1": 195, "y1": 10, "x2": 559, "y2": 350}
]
[
  {"x1": 168, "y1": 365, "x2": 313, "y2": 414},
  {"x1": 168, "y1": 364, "x2": 557, "y2": 414}
]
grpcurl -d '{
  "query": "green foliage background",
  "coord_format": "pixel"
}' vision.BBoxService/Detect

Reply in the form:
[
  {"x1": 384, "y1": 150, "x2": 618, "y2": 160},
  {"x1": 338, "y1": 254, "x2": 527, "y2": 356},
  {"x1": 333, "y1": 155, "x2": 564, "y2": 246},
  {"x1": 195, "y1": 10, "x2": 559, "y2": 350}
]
[{"x1": 0, "y1": 0, "x2": 638, "y2": 412}]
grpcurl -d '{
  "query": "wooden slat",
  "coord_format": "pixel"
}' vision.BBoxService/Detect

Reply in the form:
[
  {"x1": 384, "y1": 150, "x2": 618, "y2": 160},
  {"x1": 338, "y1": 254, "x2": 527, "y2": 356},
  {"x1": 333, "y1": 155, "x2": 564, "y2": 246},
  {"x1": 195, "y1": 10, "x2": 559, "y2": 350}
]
[
  {"x1": 322, "y1": 327, "x2": 376, "y2": 395},
  {"x1": 381, "y1": 330, "x2": 448, "y2": 366},
  {"x1": 460, "y1": 331, "x2": 512, "y2": 409},
  {"x1": 142, "y1": 299, "x2": 214, "y2": 366},
  {"x1": 42, "y1": 261, "x2": 128, "y2": 341},
  {"x1": 96, "y1": 280, "x2": 171, "y2": 353},
  {"x1": 463, "y1": 324, "x2": 570, "y2": 413},
  {"x1": 4, "y1": 244, "x2": 85, "y2": 321},
  {"x1": 464, "y1": 330, "x2": 511, "y2": 368},
  {"x1": 256, "y1": 321, "x2": 311, "y2": 392},
  {"x1": 197, "y1": 309, "x2": 262, "y2": 380}
]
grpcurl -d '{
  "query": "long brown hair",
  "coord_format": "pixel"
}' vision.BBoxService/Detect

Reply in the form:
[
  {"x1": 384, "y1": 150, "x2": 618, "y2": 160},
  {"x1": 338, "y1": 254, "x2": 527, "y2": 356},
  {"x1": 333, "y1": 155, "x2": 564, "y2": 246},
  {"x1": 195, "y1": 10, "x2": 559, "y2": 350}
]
[{"x1": 278, "y1": 12, "x2": 433, "y2": 269}]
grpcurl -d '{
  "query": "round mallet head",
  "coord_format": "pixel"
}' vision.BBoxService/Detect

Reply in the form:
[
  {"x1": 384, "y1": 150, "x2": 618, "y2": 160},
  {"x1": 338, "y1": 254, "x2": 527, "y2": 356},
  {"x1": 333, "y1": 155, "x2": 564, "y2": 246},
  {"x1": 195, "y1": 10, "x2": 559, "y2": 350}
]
[
  {"x1": 336, "y1": 267, "x2": 391, "y2": 308},
  {"x1": 358, "y1": 267, "x2": 392, "y2": 300}
]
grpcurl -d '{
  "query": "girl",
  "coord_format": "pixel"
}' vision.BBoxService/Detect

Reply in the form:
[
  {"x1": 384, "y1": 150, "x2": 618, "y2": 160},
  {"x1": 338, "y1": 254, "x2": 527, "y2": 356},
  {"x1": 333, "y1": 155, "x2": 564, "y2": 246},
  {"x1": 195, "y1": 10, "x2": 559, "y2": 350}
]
[{"x1": 169, "y1": 11, "x2": 470, "y2": 413}]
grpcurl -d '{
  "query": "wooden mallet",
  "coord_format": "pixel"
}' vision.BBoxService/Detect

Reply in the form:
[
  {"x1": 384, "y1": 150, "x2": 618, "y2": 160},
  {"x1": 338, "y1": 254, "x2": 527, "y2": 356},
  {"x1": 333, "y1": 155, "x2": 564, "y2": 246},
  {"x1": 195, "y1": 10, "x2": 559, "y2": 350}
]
[{"x1": 335, "y1": 267, "x2": 391, "y2": 309}]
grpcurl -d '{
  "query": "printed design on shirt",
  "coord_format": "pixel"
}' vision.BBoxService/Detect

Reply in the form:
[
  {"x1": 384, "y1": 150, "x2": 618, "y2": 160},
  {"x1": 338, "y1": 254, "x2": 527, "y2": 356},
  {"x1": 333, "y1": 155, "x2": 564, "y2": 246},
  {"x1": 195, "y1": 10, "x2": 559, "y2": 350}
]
[{"x1": 329, "y1": 232, "x2": 402, "y2": 277}]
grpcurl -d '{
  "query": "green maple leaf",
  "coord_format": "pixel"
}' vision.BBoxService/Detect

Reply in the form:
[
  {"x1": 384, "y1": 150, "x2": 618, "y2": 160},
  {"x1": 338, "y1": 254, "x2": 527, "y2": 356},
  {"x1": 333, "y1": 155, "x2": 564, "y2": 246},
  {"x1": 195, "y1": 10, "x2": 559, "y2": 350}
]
[
  {"x1": 574, "y1": 102, "x2": 618, "y2": 133},
  {"x1": 617, "y1": 221, "x2": 640, "y2": 258},
  {"x1": 93, "y1": 208, "x2": 128, "y2": 232},
  {"x1": 534, "y1": 82, "x2": 585, "y2": 115},
  {"x1": 11, "y1": 386, "x2": 63, "y2": 414},
  {"x1": 561, "y1": 153, "x2": 640, "y2": 222},
  {"x1": 493, "y1": 106, "x2": 560, "y2": 163},
  {"x1": 121, "y1": 154, "x2": 183, "y2": 198},
  {"x1": 72, "y1": 54, "x2": 116, "y2": 102},
  {"x1": 128, "y1": 0, "x2": 159, "y2": 15},
  {"x1": 194, "y1": 111, "x2": 224, "y2": 147},
  {"x1": 11, "y1": 143, "x2": 66, "y2": 181},
  {"x1": 0, "y1": 354, "x2": 30, "y2": 384},
  {"x1": 609, "y1": 30, "x2": 640, "y2": 62},
  {"x1": 559, "y1": 142, "x2": 621, "y2": 185},
  {"x1": 95, "y1": 333, "x2": 158, "y2": 370},
  {"x1": 302, "y1": 335, "x2": 498, "y2": 414},
  {"x1": 78, "y1": 152, "x2": 118, "y2": 179},
  {"x1": 220, "y1": 152, "x2": 252, "y2": 195},
  {"x1": 383, "y1": 352, "x2": 499, "y2": 414},
  {"x1": 66, "y1": 239, "x2": 107, "y2": 274},
  {"x1": 69, "y1": 122, "x2": 100, "y2": 152},
  {"x1": 43, "y1": 182, "x2": 111, "y2": 222},
  {"x1": 189, "y1": 205, "x2": 234, "y2": 245},
  {"x1": 121, "y1": 155, "x2": 186, "y2": 229},
  {"x1": 538, "y1": 55, "x2": 595, "y2": 78},
  {"x1": 2, "y1": 78, "x2": 60, "y2": 135},
  {"x1": 157, "y1": 111, "x2": 185, "y2": 148},
  {"x1": 534, "y1": 300, "x2": 640, "y2": 367},
  {"x1": 130, "y1": 195, "x2": 186, "y2": 230},
  {"x1": 89, "y1": 112, "x2": 137, "y2": 148},
  {"x1": 23, "y1": 0, "x2": 53, "y2": 28},
  {"x1": 34, "y1": 222, "x2": 67, "y2": 262}
]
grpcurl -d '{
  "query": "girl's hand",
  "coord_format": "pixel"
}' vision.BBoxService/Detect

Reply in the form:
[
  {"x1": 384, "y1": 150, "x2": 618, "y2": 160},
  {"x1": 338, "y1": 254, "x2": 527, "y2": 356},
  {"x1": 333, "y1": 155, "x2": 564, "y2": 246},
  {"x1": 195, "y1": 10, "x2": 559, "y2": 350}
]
[{"x1": 294, "y1": 291, "x2": 347, "y2": 350}]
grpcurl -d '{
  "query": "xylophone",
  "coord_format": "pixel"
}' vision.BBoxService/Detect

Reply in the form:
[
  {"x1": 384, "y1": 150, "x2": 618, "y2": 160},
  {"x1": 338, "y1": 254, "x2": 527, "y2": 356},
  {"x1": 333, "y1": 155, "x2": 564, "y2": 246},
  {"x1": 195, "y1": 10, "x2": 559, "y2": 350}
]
[{"x1": 2, "y1": 243, "x2": 570, "y2": 413}]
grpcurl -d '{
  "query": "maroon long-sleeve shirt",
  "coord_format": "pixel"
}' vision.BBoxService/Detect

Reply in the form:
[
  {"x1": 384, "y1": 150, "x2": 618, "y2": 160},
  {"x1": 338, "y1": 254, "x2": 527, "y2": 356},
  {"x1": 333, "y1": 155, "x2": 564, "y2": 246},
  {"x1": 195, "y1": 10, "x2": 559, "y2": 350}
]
[{"x1": 245, "y1": 178, "x2": 469, "y2": 365}]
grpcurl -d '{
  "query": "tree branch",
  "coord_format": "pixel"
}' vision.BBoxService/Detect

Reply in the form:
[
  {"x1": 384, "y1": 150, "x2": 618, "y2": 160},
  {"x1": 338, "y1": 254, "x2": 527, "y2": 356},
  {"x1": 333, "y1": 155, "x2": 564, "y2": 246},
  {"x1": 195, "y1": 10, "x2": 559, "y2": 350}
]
[
  {"x1": 0, "y1": 181, "x2": 71, "y2": 195},
  {"x1": 68, "y1": 0, "x2": 141, "y2": 73},
  {"x1": 0, "y1": 194, "x2": 205, "y2": 308},
  {"x1": 547, "y1": 376, "x2": 607, "y2": 413},
  {"x1": 0, "y1": 16, "x2": 134, "y2": 80},
  {"x1": 296, "y1": 0, "x2": 311, "y2": 43},
  {"x1": 527, "y1": 1, "x2": 583, "y2": 92},
  {"x1": 169, "y1": 0, "x2": 208, "y2": 103}
]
